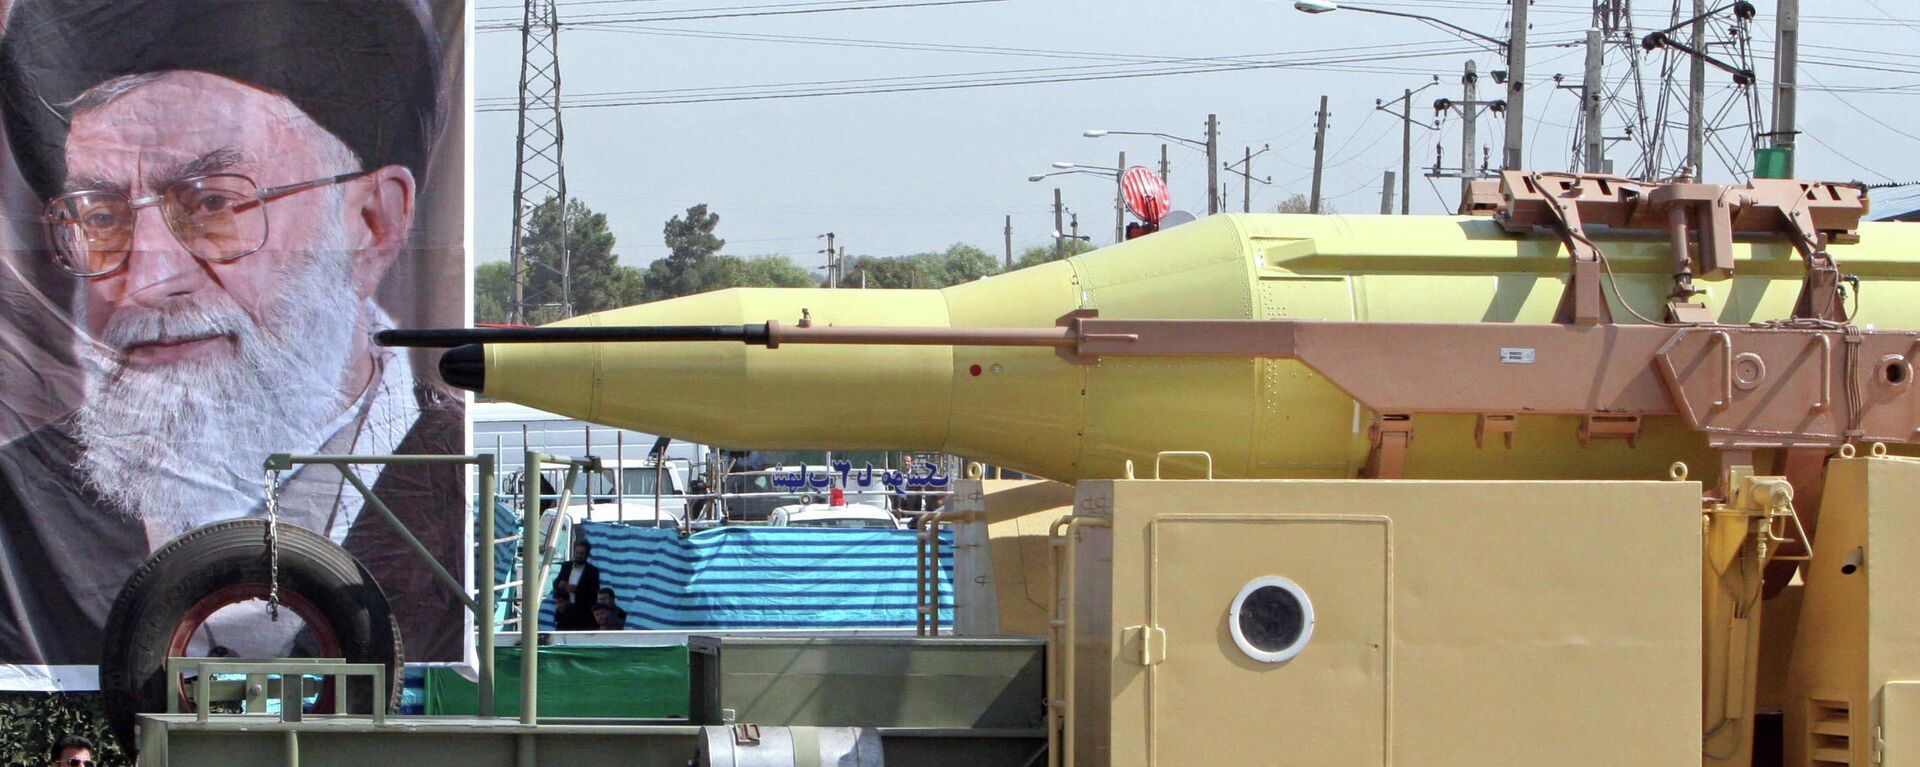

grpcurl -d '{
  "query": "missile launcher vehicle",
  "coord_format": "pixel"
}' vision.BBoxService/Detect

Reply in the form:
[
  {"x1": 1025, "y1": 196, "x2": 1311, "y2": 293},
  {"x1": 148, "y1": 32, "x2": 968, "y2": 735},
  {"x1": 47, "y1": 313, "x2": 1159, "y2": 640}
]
[{"x1": 130, "y1": 172, "x2": 1920, "y2": 766}]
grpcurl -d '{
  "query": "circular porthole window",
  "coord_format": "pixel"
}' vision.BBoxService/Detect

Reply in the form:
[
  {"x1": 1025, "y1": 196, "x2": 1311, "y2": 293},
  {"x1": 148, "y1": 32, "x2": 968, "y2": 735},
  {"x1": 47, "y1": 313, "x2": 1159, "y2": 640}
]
[{"x1": 1228, "y1": 576, "x2": 1314, "y2": 663}]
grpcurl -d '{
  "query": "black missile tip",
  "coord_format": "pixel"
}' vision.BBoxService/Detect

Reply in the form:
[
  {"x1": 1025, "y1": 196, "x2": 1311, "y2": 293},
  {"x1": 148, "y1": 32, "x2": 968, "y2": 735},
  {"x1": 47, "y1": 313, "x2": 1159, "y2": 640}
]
[{"x1": 439, "y1": 344, "x2": 485, "y2": 392}]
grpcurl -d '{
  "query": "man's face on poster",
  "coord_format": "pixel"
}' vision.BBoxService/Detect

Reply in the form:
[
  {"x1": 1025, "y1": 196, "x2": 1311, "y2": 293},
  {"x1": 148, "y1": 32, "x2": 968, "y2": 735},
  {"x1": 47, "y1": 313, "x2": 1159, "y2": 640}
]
[{"x1": 57, "y1": 71, "x2": 414, "y2": 538}]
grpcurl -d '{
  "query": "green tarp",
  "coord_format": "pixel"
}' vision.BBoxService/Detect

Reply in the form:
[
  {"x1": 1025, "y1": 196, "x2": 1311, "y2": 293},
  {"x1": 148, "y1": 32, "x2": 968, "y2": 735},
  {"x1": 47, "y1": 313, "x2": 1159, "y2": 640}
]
[{"x1": 425, "y1": 645, "x2": 688, "y2": 718}]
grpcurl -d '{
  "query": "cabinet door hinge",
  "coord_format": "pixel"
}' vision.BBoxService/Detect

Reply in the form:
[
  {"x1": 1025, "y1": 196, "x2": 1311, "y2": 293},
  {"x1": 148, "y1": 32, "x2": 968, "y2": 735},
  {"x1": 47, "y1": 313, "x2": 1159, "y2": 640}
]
[{"x1": 1124, "y1": 625, "x2": 1167, "y2": 665}]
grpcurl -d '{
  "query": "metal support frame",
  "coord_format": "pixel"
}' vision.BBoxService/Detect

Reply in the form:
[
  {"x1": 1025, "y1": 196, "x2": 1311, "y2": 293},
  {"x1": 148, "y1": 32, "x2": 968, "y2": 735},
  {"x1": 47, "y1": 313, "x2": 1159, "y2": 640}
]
[
  {"x1": 1493, "y1": 171, "x2": 1864, "y2": 323},
  {"x1": 914, "y1": 506, "x2": 972, "y2": 637},
  {"x1": 167, "y1": 658, "x2": 387, "y2": 725},
  {"x1": 516, "y1": 450, "x2": 597, "y2": 727},
  {"x1": 219, "y1": 451, "x2": 592, "y2": 765},
  {"x1": 263, "y1": 453, "x2": 498, "y2": 715}
]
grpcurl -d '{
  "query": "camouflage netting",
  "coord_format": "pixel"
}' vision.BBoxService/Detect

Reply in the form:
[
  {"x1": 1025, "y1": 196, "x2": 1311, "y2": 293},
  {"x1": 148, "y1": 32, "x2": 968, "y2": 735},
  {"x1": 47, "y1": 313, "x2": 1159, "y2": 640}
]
[{"x1": 0, "y1": 692, "x2": 125, "y2": 765}]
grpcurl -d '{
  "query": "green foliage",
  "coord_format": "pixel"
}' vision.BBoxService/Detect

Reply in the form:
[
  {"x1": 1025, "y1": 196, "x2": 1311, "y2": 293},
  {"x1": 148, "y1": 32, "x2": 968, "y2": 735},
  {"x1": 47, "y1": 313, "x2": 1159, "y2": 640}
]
[
  {"x1": 1273, "y1": 193, "x2": 1334, "y2": 214},
  {"x1": 474, "y1": 261, "x2": 511, "y2": 324},
  {"x1": 0, "y1": 692, "x2": 124, "y2": 766},
  {"x1": 522, "y1": 196, "x2": 626, "y2": 317},
  {"x1": 844, "y1": 254, "x2": 922, "y2": 289},
  {"x1": 925, "y1": 243, "x2": 998, "y2": 286},
  {"x1": 481, "y1": 199, "x2": 1028, "y2": 309},
  {"x1": 643, "y1": 204, "x2": 727, "y2": 301},
  {"x1": 1014, "y1": 238, "x2": 1096, "y2": 270},
  {"x1": 845, "y1": 243, "x2": 1005, "y2": 289},
  {"x1": 688, "y1": 255, "x2": 818, "y2": 291},
  {"x1": 480, "y1": 195, "x2": 636, "y2": 323}
]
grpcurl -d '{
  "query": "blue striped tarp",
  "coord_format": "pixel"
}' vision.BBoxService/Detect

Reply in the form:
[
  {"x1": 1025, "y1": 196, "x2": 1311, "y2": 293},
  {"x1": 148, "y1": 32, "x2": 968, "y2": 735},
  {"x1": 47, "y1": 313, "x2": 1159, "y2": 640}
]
[{"x1": 540, "y1": 521, "x2": 954, "y2": 630}]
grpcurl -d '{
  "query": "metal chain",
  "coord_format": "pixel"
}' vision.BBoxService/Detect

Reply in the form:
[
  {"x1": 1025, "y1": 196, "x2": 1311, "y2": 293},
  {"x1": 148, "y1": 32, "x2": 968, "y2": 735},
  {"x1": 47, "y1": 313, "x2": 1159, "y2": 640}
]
[{"x1": 262, "y1": 468, "x2": 283, "y2": 622}]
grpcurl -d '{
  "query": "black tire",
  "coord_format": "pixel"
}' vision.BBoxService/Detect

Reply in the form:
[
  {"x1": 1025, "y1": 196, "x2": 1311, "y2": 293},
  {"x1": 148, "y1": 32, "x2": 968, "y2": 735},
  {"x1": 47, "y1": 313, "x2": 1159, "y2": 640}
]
[{"x1": 100, "y1": 518, "x2": 403, "y2": 753}]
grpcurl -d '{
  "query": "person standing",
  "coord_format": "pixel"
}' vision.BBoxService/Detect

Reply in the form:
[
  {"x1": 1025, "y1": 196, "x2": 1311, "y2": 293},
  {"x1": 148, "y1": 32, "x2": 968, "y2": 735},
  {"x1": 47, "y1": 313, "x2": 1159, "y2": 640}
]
[{"x1": 552, "y1": 537, "x2": 601, "y2": 630}]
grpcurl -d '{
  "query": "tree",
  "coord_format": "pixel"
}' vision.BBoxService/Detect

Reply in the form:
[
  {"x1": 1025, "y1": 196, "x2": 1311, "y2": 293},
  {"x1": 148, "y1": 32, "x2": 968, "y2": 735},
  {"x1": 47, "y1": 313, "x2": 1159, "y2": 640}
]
[
  {"x1": 644, "y1": 204, "x2": 726, "y2": 300},
  {"x1": 923, "y1": 243, "x2": 997, "y2": 286},
  {"x1": 474, "y1": 261, "x2": 512, "y2": 323},
  {"x1": 844, "y1": 254, "x2": 925, "y2": 289},
  {"x1": 511, "y1": 195, "x2": 625, "y2": 322},
  {"x1": 1014, "y1": 238, "x2": 1096, "y2": 270},
  {"x1": 687, "y1": 254, "x2": 817, "y2": 291},
  {"x1": 1273, "y1": 194, "x2": 1334, "y2": 214},
  {"x1": 842, "y1": 243, "x2": 1003, "y2": 289}
]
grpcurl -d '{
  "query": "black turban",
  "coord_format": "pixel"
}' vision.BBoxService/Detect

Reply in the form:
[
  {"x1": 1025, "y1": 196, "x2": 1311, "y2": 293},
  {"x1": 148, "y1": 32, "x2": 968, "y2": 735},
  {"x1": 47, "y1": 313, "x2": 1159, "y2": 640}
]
[{"x1": 0, "y1": 0, "x2": 442, "y2": 200}]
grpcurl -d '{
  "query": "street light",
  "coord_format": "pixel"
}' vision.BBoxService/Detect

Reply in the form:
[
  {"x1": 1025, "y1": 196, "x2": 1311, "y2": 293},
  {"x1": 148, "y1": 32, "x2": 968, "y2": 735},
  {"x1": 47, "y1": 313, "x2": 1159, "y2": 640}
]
[
  {"x1": 1290, "y1": 0, "x2": 1526, "y2": 172},
  {"x1": 1031, "y1": 162, "x2": 1126, "y2": 242},
  {"x1": 1288, "y1": 0, "x2": 1508, "y2": 54},
  {"x1": 1084, "y1": 117, "x2": 1220, "y2": 213},
  {"x1": 1029, "y1": 170, "x2": 1111, "y2": 182},
  {"x1": 1084, "y1": 128, "x2": 1205, "y2": 150}
]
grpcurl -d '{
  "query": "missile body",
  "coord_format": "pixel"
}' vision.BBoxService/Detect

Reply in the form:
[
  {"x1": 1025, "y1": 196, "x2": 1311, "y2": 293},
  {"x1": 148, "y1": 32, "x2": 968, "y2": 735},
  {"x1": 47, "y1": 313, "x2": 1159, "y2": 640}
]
[{"x1": 462, "y1": 213, "x2": 1920, "y2": 482}]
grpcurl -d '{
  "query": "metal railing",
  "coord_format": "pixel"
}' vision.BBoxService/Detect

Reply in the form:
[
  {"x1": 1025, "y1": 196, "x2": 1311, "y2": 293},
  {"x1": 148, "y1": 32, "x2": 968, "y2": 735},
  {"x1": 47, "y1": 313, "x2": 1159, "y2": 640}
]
[
  {"x1": 166, "y1": 657, "x2": 387, "y2": 724},
  {"x1": 264, "y1": 452, "x2": 499, "y2": 714},
  {"x1": 257, "y1": 450, "x2": 597, "y2": 722}
]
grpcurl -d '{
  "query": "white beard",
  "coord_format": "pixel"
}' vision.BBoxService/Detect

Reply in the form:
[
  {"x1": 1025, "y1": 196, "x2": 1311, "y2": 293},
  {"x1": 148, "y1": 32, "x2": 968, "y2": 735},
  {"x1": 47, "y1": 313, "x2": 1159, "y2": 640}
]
[{"x1": 73, "y1": 219, "x2": 364, "y2": 541}]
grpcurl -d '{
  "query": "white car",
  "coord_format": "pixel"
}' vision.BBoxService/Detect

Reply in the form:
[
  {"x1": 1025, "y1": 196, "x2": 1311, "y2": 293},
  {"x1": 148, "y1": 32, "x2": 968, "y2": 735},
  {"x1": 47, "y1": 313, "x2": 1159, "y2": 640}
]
[{"x1": 766, "y1": 500, "x2": 904, "y2": 530}]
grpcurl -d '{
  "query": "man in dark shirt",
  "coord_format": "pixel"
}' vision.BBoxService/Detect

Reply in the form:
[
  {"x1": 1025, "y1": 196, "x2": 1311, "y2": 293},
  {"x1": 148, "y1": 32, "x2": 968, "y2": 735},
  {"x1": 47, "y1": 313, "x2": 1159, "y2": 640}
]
[{"x1": 552, "y1": 538, "x2": 602, "y2": 631}]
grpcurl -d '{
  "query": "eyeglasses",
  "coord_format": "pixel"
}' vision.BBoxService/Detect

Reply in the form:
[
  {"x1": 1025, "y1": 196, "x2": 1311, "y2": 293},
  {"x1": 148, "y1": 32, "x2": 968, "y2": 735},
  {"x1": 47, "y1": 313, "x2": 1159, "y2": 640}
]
[
  {"x1": 58, "y1": 758, "x2": 95, "y2": 767},
  {"x1": 41, "y1": 171, "x2": 364, "y2": 278}
]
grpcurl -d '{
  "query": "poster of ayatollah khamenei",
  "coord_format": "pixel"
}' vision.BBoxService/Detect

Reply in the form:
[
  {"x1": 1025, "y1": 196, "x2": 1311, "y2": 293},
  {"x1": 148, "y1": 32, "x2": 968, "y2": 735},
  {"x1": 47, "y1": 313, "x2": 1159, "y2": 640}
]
[{"x1": 0, "y1": 0, "x2": 470, "y2": 689}]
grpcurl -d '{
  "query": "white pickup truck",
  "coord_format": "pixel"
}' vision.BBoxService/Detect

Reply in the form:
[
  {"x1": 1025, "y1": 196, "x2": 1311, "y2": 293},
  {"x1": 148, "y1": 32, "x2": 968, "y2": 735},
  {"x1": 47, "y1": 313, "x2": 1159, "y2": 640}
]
[{"x1": 511, "y1": 459, "x2": 698, "y2": 528}]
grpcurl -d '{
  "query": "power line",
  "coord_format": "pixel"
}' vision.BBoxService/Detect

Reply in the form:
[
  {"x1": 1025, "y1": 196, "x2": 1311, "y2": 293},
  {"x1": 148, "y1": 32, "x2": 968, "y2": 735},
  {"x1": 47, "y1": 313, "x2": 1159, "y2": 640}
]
[
  {"x1": 479, "y1": 0, "x2": 914, "y2": 25},
  {"x1": 475, "y1": 0, "x2": 1018, "y2": 31},
  {"x1": 476, "y1": 37, "x2": 1584, "y2": 111},
  {"x1": 475, "y1": 37, "x2": 1487, "y2": 107},
  {"x1": 475, "y1": 42, "x2": 1508, "y2": 111},
  {"x1": 477, "y1": 0, "x2": 695, "y2": 11},
  {"x1": 475, "y1": 36, "x2": 1479, "y2": 106},
  {"x1": 1800, "y1": 129, "x2": 1895, "y2": 184},
  {"x1": 1755, "y1": 25, "x2": 1920, "y2": 144}
]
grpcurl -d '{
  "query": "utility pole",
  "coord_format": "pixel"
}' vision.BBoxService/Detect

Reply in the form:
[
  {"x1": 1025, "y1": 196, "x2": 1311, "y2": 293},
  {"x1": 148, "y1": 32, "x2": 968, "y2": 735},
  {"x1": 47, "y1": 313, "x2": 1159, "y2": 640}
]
[
  {"x1": 1582, "y1": 28, "x2": 1606, "y2": 172},
  {"x1": 1379, "y1": 171, "x2": 1397, "y2": 214},
  {"x1": 1401, "y1": 89, "x2": 1412, "y2": 213},
  {"x1": 1070, "y1": 213, "x2": 1080, "y2": 244},
  {"x1": 1114, "y1": 150, "x2": 1126, "y2": 243},
  {"x1": 1427, "y1": 62, "x2": 1500, "y2": 212},
  {"x1": 821, "y1": 231, "x2": 836, "y2": 288},
  {"x1": 1771, "y1": 0, "x2": 1798, "y2": 177},
  {"x1": 1310, "y1": 96, "x2": 1330, "y2": 214},
  {"x1": 508, "y1": 0, "x2": 568, "y2": 323},
  {"x1": 1159, "y1": 144, "x2": 1170, "y2": 186},
  {"x1": 1223, "y1": 145, "x2": 1271, "y2": 214},
  {"x1": 1502, "y1": 0, "x2": 1528, "y2": 170},
  {"x1": 1686, "y1": 0, "x2": 1706, "y2": 174},
  {"x1": 1376, "y1": 83, "x2": 1437, "y2": 214},
  {"x1": 1053, "y1": 188, "x2": 1064, "y2": 260},
  {"x1": 1460, "y1": 61, "x2": 1478, "y2": 205},
  {"x1": 1242, "y1": 147, "x2": 1252, "y2": 213},
  {"x1": 1377, "y1": 83, "x2": 1437, "y2": 214},
  {"x1": 1003, "y1": 215, "x2": 1012, "y2": 270},
  {"x1": 1205, "y1": 114, "x2": 1221, "y2": 215}
]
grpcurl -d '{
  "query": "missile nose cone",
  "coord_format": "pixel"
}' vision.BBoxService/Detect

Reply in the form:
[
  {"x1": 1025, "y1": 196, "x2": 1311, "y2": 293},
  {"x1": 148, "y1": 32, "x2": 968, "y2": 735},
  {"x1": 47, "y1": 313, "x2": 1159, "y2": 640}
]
[{"x1": 439, "y1": 344, "x2": 485, "y2": 392}]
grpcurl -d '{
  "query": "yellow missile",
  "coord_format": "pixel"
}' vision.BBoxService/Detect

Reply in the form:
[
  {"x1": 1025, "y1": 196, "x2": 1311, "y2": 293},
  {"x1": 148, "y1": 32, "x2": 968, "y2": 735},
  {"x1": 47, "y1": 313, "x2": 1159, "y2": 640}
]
[{"x1": 417, "y1": 209, "x2": 1920, "y2": 483}]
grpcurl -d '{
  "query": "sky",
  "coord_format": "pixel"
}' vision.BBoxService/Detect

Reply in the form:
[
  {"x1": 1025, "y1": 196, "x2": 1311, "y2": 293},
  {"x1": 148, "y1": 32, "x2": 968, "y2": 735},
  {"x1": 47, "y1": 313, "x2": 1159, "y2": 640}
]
[{"x1": 469, "y1": 0, "x2": 1920, "y2": 275}]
